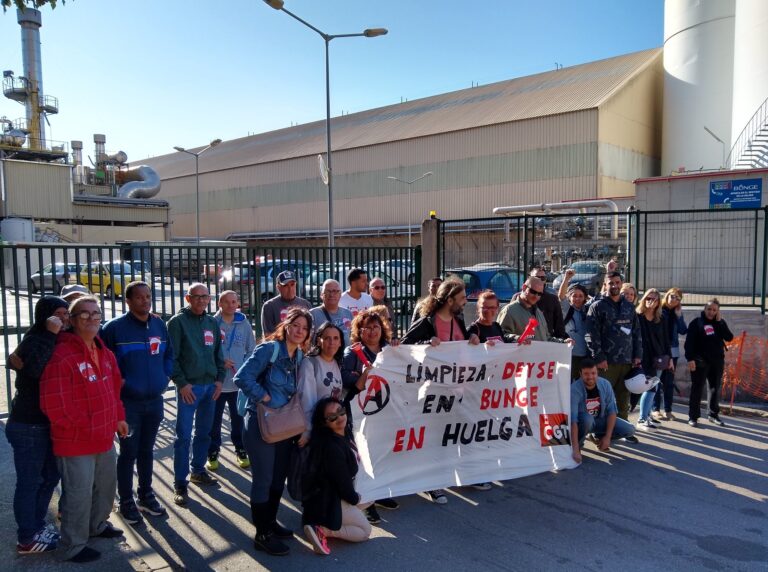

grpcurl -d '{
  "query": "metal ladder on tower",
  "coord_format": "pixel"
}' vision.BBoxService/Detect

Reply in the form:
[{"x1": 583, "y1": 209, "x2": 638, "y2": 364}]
[{"x1": 728, "y1": 96, "x2": 768, "y2": 169}]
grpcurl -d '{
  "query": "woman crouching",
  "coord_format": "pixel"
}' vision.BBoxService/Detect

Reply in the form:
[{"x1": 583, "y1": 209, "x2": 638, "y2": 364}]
[{"x1": 302, "y1": 397, "x2": 371, "y2": 556}]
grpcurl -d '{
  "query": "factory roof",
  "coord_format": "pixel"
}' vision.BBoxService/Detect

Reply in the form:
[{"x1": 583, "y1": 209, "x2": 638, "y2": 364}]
[{"x1": 144, "y1": 48, "x2": 661, "y2": 179}]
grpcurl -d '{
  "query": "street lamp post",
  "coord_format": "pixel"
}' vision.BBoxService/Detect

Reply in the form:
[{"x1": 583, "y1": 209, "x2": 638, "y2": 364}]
[
  {"x1": 263, "y1": 0, "x2": 387, "y2": 249},
  {"x1": 386, "y1": 172, "x2": 433, "y2": 247},
  {"x1": 703, "y1": 126, "x2": 727, "y2": 169},
  {"x1": 173, "y1": 138, "x2": 222, "y2": 244}
]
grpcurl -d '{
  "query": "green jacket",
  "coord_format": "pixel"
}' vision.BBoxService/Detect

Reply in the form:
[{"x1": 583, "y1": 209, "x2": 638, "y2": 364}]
[
  {"x1": 497, "y1": 299, "x2": 551, "y2": 341},
  {"x1": 167, "y1": 307, "x2": 225, "y2": 388}
]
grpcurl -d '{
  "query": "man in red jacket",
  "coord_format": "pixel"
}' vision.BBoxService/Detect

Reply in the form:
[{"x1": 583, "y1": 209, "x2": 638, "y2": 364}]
[{"x1": 41, "y1": 296, "x2": 128, "y2": 563}]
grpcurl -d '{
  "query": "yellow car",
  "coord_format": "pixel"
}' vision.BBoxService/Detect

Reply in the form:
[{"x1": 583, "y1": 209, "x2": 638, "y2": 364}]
[{"x1": 79, "y1": 261, "x2": 146, "y2": 298}]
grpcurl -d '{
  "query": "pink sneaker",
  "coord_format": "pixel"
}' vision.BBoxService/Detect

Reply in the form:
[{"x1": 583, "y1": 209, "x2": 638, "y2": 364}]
[{"x1": 303, "y1": 524, "x2": 330, "y2": 555}]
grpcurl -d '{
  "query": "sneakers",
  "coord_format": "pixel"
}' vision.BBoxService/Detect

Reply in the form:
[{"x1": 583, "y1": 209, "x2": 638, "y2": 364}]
[
  {"x1": 138, "y1": 493, "x2": 167, "y2": 517},
  {"x1": 94, "y1": 522, "x2": 124, "y2": 539},
  {"x1": 708, "y1": 415, "x2": 725, "y2": 427},
  {"x1": 688, "y1": 419, "x2": 698, "y2": 427},
  {"x1": 206, "y1": 451, "x2": 219, "y2": 472},
  {"x1": 236, "y1": 449, "x2": 251, "y2": 469},
  {"x1": 623, "y1": 435, "x2": 639, "y2": 443},
  {"x1": 586, "y1": 433, "x2": 600, "y2": 446},
  {"x1": 375, "y1": 498, "x2": 400, "y2": 510},
  {"x1": 470, "y1": 482, "x2": 492, "y2": 491},
  {"x1": 651, "y1": 410, "x2": 664, "y2": 422},
  {"x1": 173, "y1": 486, "x2": 189, "y2": 506},
  {"x1": 303, "y1": 524, "x2": 330, "y2": 556},
  {"x1": 428, "y1": 490, "x2": 448, "y2": 504},
  {"x1": 254, "y1": 531, "x2": 289, "y2": 556},
  {"x1": 69, "y1": 546, "x2": 101, "y2": 563},
  {"x1": 646, "y1": 417, "x2": 661, "y2": 427},
  {"x1": 636, "y1": 419, "x2": 655, "y2": 431},
  {"x1": 190, "y1": 471, "x2": 218, "y2": 486},
  {"x1": 664, "y1": 411, "x2": 675, "y2": 421},
  {"x1": 365, "y1": 505, "x2": 382, "y2": 524},
  {"x1": 119, "y1": 499, "x2": 144, "y2": 526},
  {"x1": 44, "y1": 523, "x2": 60, "y2": 540},
  {"x1": 17, "y1": 528, "x2": 58, "y2": 555}
]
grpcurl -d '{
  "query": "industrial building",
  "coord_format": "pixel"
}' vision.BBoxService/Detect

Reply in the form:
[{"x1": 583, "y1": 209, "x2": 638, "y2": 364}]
[{"x1": 147, "y1": 48, "x2": 663, "y2": 243}]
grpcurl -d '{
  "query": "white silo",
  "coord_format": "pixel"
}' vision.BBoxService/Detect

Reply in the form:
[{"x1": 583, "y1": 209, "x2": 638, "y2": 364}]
[
  {"x1": 730, "y1": 0, "x2": 768, "y2": 167},
  {"x1": 662, "y1": 0, "x2": 736, "y2": 174}
]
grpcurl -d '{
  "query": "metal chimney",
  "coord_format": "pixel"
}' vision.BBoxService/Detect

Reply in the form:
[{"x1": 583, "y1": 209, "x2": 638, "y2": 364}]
[
  {"x1": 71, "y1": 140, "x2": 83, "y2": 166},
  {"x1": 94, "y1": 134, "x2": 106, "y2": 163},
  {"x1": 17, "y1": 8, "x2": 45, "y2": 147}
]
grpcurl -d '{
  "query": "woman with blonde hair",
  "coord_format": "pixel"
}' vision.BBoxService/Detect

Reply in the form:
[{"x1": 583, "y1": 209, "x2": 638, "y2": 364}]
[
  {"x1": 653, "y1": 288, "x2": 687, "y2": 420},
  {"x1": 634, "y1": 288, "x2": 672, "y2": 431},
  {"x1": 620, "y1": 283, "x2": 638, "y2": 306}
]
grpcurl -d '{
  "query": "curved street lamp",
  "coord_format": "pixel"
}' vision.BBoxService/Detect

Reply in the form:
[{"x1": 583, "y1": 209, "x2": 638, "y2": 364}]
[
  {"x1": 263, "y1": 0, "x2": 387, "y2": 249},
  {"x1": 173, "y1": 138, "x2": 222, "y2": 244}
]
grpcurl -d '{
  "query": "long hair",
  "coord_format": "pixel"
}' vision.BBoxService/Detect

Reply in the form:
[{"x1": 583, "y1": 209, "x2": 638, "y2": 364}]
[
  {"x1": 419, "y1": 278, "x2": 465, "y2": 318},
  {"x1": 661, "y1": 287, "x2": 683, "y2": 310},
  {"x1": 620, "y1": 282, "x2": 637, "y2": 305},
  {"x1": 349, "y1": 308, "x2": 392, "y2": 346},
  {"x1": 636, "y1": 288, "x2": 662, "y2": 323},
  {"x1": 308, "y1": 322, "x2": 345, "y2": 364},
  {"x1": 264, "y1": 307, "x2": 313, "y2": 351}
]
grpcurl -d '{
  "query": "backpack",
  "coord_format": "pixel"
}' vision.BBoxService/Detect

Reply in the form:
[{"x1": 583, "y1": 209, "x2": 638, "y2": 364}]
[{"x1": 236, "y1": 342, "x2": 281, "y2": 417}]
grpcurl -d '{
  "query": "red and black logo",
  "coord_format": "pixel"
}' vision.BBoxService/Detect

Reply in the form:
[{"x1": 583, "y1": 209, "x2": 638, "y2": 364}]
[
  {"x1": 539, "y1": 413, "x2": 570, "y2": 446},
  {"x1": 357, "y1": 374, "x2": 390, "y2": 416}
]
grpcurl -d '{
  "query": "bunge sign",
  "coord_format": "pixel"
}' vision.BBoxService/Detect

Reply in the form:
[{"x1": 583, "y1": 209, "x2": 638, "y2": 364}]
[{"x1": 709, "y1": 178, "x2": 763, "y2": 209}]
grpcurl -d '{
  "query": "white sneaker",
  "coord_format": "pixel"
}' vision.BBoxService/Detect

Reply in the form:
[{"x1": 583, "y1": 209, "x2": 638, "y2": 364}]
[
  {"x1": 428, "y1": 490, "x2": 448, "y2": 504},
  {"x1": 646, "y1": 417, "x2": 661, "y2": 427},
  {"x1": 637, "y1": 419, "x2": 654, "y2": 431}
]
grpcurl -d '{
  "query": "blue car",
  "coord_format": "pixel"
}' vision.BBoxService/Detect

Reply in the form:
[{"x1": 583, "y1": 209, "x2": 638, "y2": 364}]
[{"x1": 445, "y1": 264, "x2": 524, "y2": 302}]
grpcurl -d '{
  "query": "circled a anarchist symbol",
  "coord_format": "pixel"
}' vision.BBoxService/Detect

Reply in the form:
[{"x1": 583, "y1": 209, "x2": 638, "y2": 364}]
[{"x1": 357, "y1": 374, "x2": 390, "y2": 416}]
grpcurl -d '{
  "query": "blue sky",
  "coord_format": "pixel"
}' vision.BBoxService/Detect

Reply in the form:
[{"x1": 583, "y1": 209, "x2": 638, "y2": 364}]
[{"x1": 0, "y1": 0, "x2": 663, "y2": 162}]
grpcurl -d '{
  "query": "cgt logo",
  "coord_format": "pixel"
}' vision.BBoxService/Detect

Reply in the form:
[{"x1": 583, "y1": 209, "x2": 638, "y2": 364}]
[
  {"x1": 357, "y1": 374, "x2": 390, "y2": 416},
  {"x1": 539, "y1": 413, "x2": 570, "y2": 446}
]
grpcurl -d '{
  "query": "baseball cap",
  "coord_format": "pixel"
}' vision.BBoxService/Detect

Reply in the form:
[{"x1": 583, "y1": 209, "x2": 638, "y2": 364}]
[
  {"x1": 60, "y1": 284, "x2": 90, "y2": 300},
  {"x1": 277, "y1": 270, "x2": 297, "y2": 285}
]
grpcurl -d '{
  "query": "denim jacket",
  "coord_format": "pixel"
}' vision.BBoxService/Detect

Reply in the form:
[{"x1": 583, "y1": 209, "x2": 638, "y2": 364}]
[
  {"x1": 570, "y1": 376, "x2": 617, "y2": 422},
  {"x1": 233, "y1": 340, "x2": 301, "y2": 411}
]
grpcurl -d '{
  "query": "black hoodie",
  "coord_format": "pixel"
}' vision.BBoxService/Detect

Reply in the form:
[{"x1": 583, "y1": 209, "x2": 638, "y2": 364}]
[
  {"x1": 9, "y1": 296, "x2": 69, "y2": 424},
  {"x1": 684, "y1": 311, "x2": 734, "y2": 365}
]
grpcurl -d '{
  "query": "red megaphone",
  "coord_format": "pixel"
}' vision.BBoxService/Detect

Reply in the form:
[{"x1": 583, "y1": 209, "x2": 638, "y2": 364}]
[{"x1": 518, "y1": 317, "x2": 539, "y2": 343}]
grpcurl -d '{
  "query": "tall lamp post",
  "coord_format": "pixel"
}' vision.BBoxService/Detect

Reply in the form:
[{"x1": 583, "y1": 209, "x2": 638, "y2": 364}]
[
  {"x1": 703, "y1": 126, "x2": 727, "y2": 169},
  {"x1": 173, "y1": 138, "x2": 222, "y2": 244},
  {"x1": 263, "y1": 0, "x2": 387, "y2": 249},
  {"x1": 386, "y1": 172, "x2": 433, "y2": 247}
]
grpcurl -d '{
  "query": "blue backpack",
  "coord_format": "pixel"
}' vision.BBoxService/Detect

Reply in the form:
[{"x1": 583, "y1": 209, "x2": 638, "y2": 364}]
[{"x1": 236, "y1": 342, "x2": 281, "y2": 417}]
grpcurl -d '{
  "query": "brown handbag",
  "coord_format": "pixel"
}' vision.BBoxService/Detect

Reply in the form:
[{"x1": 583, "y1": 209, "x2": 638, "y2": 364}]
[{"x1": 256, "y1": 392, "x2": 306, "y2": 444}]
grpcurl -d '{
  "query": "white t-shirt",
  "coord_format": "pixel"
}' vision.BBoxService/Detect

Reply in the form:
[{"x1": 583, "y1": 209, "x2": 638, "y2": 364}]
[{"x1": 339, "y1": 291, "x2": 374, "y2": 318}]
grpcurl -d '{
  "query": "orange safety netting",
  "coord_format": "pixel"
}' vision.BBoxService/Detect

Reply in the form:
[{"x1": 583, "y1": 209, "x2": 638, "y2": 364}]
[{"x1": 722, "y1": 331, "x2": 768, "y2": 410}]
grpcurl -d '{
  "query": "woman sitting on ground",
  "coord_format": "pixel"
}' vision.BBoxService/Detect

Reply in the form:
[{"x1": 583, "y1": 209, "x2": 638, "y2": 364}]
[{"x1": 302, "y1": 397, "x2": 372, "y2": 556}]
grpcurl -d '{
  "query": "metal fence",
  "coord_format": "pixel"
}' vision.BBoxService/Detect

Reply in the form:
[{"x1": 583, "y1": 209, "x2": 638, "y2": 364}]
[
  {"x1": 440, "y1": 208, "x2": 767, "y2": 309},
  {"x1": 0, "y1": 243, "x2": 420, "y2": 415}
]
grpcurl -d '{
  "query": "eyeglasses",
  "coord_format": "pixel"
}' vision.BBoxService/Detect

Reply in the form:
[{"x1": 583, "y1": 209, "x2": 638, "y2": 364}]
[
  {"x1": 480, "y1": 305, "x2": 499, "y2": 311},
  {"x1": 324, "y1": 289, "x2": 342, "y2": 295},
  {"x1": 189, "y1": 294, "x2": 211, "y2": 301},
  {"x1": 371, "y1": 285, "x2": 386, "y2": 290},
  {"x1": 361, "y1": 324, "x2": 382, "y2": 332},
  {"x1": 74, "y1": 311, "x2": 102, "y2": 321},
  {"x1": 536, "y1": 275, "x2": 547, "y2": 281},
  {"x1": 325, "y1": 409, "x2": 347, "y2": 423},
  {"x1": 527, "y1": 288, "x2": 544, "y2": 297}
]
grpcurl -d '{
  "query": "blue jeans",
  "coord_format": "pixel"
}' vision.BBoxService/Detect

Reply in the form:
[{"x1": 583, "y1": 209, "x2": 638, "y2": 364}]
[
  {"x1": 639, "y1": 369, "x2": 662, "y2": 422},
  {"x1": 576, "y1": 412, "x2": 635, "y2": 447},
  {"x1": 242, "y1": 410, "x2": 293, "y2": 504},
  {"x1": 209, "y1": 391, "x2": 244, "y2": 454},
  {"x1": 654, "y1": 358, "x2": 678, "y2": 413},
  {"x1": 174, "y1": 384, "x2": 216, "y2": 487},
  {"x1": 117, "y1": 396, "x2": 164, "y2": 502},
  {"x1": 5, "y1": 421, "x2": 61, "y2": 543}
]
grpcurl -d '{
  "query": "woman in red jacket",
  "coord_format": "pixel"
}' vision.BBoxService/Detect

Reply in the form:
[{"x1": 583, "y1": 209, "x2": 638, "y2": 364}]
[{"x1": 40, "y1": 296, "x2": 128, "y2": 563}]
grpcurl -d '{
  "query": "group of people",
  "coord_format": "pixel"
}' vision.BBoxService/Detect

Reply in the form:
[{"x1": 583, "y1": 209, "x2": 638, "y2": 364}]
[{"x1": 5, "y1": 263, "x2": 734, "y2": 561}]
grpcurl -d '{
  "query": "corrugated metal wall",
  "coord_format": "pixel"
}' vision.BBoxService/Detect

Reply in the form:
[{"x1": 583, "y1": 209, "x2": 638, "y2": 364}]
[
  {"x1": 168, "y1": 110, "x2": 600, "y2": 239},
  {"x1": 4, "y1": 160, "x2": 73, "y2": 219}
]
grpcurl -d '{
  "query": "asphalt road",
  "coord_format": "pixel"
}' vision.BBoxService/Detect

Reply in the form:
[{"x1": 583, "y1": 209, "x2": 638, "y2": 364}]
[{"x1": 1, "y1": 398, "x2": 766, "y2": 572}]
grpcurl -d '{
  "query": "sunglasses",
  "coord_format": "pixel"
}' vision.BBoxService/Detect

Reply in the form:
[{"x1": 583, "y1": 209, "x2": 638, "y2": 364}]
[
  {"x1": 527, "y1": 288, "x2": 544, "y2": 297},
  {"x1": 371, "y1": 285, "x2": 386, "y2": 290},
  {"x1": 646, "y1": 297, "x2": 659, "y2": 303},
  {"x1": 325, "y1": 409, "x2": 347, "y2": 423}
]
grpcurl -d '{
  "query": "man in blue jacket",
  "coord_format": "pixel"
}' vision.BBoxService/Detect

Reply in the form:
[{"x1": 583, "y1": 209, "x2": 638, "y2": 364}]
[
  {"x1": 100, "y1": 281, "x2": 174, "y2": 525},
  {"x1": 570, "y1": 359, "x2": 636, "y2": 463}
]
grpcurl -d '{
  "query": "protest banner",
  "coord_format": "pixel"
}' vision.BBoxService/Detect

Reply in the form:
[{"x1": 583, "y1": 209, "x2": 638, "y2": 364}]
[{"x1": 350, "y1": 341, "x2": 578, "y2": 502}]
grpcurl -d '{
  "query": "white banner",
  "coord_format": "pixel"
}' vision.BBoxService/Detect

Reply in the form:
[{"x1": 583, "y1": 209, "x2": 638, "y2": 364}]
[{"x1": 350, "y1": 341, "x2": 577, "y2": 502}]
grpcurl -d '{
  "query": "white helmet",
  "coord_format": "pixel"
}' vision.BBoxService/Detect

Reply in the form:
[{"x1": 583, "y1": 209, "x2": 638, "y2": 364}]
[{"x1": 624, "y1": 369, "x2": 661, "y2": 394}]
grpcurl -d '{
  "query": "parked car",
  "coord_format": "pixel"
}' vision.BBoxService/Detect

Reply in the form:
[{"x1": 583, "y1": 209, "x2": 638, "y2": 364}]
[
  {"x1": 551, "y1": 260, "x2": 606, "y2": 295},
  {"x1": 371, "y1": 259, "x2": 416, "y2": 284},
  {"x1": 218, "y1": 259, "x2": 314, "y2": 307},
  {"x1": 79, "y1": 261, "x2": 148, "y2": 298},
  {"x1": 445, "y1": 264, "x2": 524, "y2": 302},
  {"x1": 30, "y1": 262, "x2": 81, "y2": 294}
]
